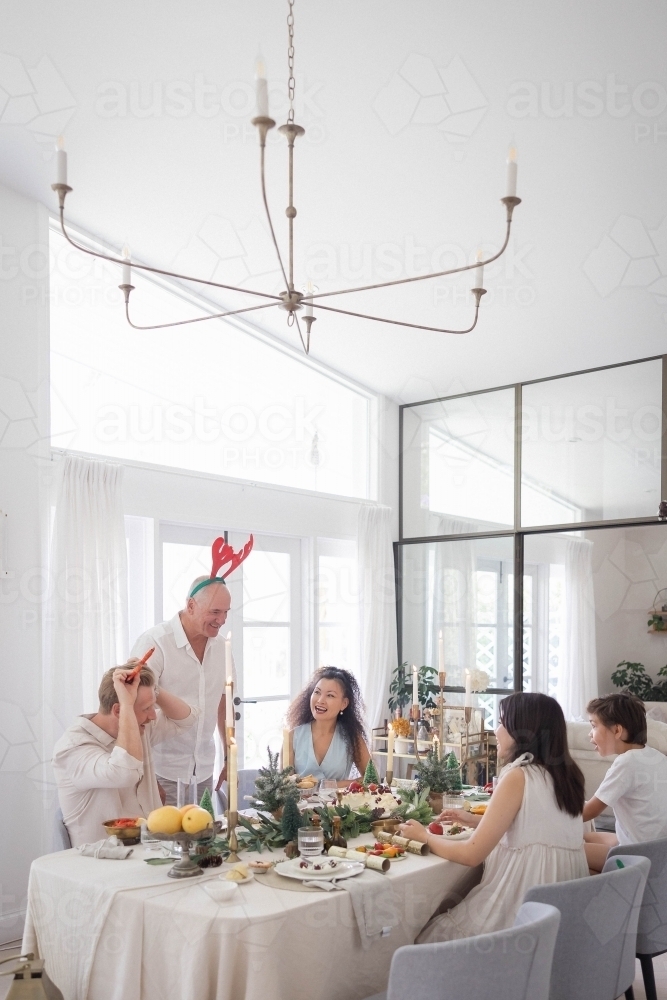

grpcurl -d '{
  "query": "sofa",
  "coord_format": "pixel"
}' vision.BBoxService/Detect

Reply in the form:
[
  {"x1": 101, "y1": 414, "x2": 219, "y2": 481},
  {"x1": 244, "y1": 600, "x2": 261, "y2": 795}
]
[{"x1": 566, "y1": 718, "x2": 667, "y2": 829}]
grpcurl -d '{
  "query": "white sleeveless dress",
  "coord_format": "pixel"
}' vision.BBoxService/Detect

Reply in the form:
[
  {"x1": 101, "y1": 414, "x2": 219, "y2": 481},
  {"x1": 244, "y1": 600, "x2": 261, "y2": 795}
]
[{"x1": 417, "y1": 753, "x2": 589, "y2": 943}]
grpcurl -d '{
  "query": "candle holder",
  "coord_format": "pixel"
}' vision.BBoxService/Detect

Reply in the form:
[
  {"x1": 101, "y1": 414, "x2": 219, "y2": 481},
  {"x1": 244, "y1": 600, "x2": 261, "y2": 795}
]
[
  {"x1": 410, "y1": 704, "x2": 422, "y2": 768},
  {"x1": 385, "y1": 768, "x2": 394, "y2": 786},
  {"x1": 227, "y1": 810, "x2": 240, "y2": 862}
]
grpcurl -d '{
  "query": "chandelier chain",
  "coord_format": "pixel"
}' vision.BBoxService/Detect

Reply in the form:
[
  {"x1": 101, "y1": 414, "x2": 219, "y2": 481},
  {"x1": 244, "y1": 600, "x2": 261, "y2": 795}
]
[{"x1": 287, "y1": 0, "x2": 295, "y2": 123}]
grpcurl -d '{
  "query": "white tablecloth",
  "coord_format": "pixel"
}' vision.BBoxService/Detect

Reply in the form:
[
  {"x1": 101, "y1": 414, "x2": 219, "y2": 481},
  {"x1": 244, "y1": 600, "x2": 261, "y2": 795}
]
[{"x1": 22, "y1": 839, "x2": 481, "y2": 1000}]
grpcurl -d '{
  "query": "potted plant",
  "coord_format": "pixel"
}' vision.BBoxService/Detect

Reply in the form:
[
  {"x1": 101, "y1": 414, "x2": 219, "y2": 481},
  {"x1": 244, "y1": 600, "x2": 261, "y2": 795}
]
[
  {"x1": 611, "y1": 661, "x2": 667, "y2": 702},
  {"x1": 388, "y1": 662, "x2": 439, "y2": 717},
  {"x1": 248, "y1": 747, "x2": 295, "y2": 818},
  {"x1": 413, "y1": 747, "x2": 462, "y2": 813}
]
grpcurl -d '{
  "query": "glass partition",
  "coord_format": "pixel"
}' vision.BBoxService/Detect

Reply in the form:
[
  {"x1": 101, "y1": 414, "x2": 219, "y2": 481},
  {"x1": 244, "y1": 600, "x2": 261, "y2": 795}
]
[
  {"x1": 402, "y1": 388, "x2": 516, "y2": 537},
  {"x1": 521, "y1": 360, "x2": 662, "y2": 526}
]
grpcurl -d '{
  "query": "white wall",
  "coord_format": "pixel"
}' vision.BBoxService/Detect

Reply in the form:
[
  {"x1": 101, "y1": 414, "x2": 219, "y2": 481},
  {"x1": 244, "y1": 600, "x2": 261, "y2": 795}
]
[{"x1": 0, "y1": 183, "x2": 50, "y2": 944}]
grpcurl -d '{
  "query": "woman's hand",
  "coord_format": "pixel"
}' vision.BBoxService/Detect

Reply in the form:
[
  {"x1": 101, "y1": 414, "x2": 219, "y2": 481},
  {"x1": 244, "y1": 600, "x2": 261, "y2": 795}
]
[
  {"x1": 398, "y1": 819, "x2": 428, "y2": 843},
  {"x1": 438, "y1": 807, "x2": 478, "y2": 828}
]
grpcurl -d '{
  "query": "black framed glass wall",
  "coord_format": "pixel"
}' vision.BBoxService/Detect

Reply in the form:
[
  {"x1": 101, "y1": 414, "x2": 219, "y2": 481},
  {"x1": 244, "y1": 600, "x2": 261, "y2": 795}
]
[{"x1": 398, "y1": 355, "x2": 667, "y2": 719}]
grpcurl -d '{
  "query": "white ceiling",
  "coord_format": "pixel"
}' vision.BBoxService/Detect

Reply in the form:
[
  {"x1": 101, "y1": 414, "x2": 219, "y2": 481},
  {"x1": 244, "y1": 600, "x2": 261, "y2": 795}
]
[{"x1": 2, "y1": 0, "x2": 667, "y2": 402}]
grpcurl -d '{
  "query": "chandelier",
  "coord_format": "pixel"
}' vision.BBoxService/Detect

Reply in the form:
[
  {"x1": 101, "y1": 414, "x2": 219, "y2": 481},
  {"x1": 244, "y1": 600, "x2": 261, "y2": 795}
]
[{"x1": 51, "y1": 1, "x2": 521, "y2": 356}]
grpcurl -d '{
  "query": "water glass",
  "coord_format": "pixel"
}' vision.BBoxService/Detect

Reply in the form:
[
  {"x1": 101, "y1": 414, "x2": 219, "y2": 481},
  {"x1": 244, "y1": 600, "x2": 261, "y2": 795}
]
[
  {"x1": 444, "y1": 792, "x2": 465, "y2": 810},
  {"x1": 320, "y1": 779, "x2": 338, "y2": 801},
  {"x1": 177, "y1": 778, "x2": 198, "y2": 809},
  {"x1": 298, "y1": 826, "x2": 324, "y2": 858}
]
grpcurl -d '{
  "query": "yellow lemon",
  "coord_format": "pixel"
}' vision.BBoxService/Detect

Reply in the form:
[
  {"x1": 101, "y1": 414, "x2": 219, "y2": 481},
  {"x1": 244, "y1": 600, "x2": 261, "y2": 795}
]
[
  {"x1": 178, "y1": 804, "x2": 198, "y2": 817},
  {"x1": 146, "y1": 806, "x2": 182, "y2": 835},
  {"x1": 181, "y1": 807, "x2": 214, "y2": 835}
]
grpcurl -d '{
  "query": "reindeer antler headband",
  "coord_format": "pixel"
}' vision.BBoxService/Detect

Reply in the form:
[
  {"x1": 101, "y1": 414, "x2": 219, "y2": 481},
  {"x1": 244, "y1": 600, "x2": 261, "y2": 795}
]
[{"x1": 189, "y1": 535, "x2": 254, "y2": 598}]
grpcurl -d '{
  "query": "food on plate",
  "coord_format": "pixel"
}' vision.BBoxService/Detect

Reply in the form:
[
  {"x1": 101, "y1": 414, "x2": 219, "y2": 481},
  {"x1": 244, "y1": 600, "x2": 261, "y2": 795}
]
[
  {"x1": 428, "y1": 822, "x2": 444, "y2": 835},
  {"x1": 296, "y1": 773, "x2": 318, "y2": 790},
  {"x1": 181, "y1": 806, "x2": 214, "y2": 834},
  {"x1": 483, "y1": 782, "x2": 494, "y2": 793},
  {"x1": 354, "y1": 842, "x2": 405, "y2": 859},
  {"x1": 340, "y1": 782, "x2": 399, "y2": 813},
  {"x1": 298, "y1": 858, "x2": 337, "y2": 871},
  {"x1": 447, "y1": 823, "x2": 465, "y2": 836},
  {"x1": 146, "y1": 805, "x2": 183, "y2": 834},
  {"x1": 106, "y1": 816, "x2": 143, "y2": 828},
  {"x1": 470, "y1": 804, "x2": 487, "y2": 815},
  {"x1": 248, "y1": 860, "x2": 273, "y2": 872},
  {"x1": 225, "y1": 863, "x2": 250, "y2": 882}
]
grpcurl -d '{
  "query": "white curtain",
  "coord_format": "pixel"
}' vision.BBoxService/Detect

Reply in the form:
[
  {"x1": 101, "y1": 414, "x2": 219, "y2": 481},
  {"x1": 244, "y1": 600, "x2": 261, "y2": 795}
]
[
  {"x1": 357, "y1": 504, "x2": 397, "y2": 728},
  {"x1": 427, "y1": 516, "x2": 479, "y2": 685},
  {"x1": 562, "y1": 536, "x2": 598, "y2": 720},
  {"x1": 45, "y1": 456, "x2": 128, "y2": 745}
]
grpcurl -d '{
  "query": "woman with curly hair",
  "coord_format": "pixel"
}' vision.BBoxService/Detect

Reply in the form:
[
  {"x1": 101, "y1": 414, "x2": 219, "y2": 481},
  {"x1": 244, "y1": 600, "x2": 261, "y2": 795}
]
[{"x1": 285, "y1": 666, "x2": 370, "y2": 783}]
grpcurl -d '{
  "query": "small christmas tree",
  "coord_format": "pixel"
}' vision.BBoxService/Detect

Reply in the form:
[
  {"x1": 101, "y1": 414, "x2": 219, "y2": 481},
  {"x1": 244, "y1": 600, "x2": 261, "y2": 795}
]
[
  {"x1": 444, "y1": 751, "x2": 462, "y2": 792},
  {"x1": 199, "y1": 787, "x2": 215, "y2": 821},
  {"x1": 249, "y1": 747, "x2": 295, "y2": 813},
  {"x1": 280, "y1": 791, "x2": 301, "y2": 846},
  {"x1": 363, "y1": 758, "x2": 380, "y2": 787}
]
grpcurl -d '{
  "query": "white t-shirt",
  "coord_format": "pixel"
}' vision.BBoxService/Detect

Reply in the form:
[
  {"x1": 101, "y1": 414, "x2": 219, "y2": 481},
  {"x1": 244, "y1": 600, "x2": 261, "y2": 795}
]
[{"x1": 596, "y1": 745, "x2": 667, "y2": 845}]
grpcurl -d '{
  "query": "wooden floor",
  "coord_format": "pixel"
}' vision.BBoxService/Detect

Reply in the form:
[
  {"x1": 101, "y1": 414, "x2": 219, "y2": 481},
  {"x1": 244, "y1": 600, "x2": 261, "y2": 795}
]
[{"x1": 0, "y1": 950, "x2": 665, "y2": 998}]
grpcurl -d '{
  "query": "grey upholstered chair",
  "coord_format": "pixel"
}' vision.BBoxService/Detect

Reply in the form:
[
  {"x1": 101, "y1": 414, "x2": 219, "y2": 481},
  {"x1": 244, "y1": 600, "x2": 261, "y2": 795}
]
[
  {"x1": 216, "y1": 768, "x2": 259, "y2": 813},
  {"x1": 53, "y1": 806, "x2": 72, "y2": 851},
  {"x1": 364, "y1": 900, "x2": 560, "y2": 1000},
  {"x1": 524, "y1": 855, "x2": 649, "y2": 1000},
  {"x1": 608, "y1": 838, "x2": 667, "y2": 1000}
]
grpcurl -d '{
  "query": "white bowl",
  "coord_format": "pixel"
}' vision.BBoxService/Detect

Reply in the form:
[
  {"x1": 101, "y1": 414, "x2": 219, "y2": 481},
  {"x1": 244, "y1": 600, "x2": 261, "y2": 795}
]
[{"x1": 202, "y1": 879, "x2": 238, "y2": 902}]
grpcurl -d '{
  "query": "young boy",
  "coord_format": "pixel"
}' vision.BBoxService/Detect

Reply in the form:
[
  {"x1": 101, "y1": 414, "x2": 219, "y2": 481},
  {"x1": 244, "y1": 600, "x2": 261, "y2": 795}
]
[{"x1": 582, "y1": 693, "x2": 667, "y2": 872}]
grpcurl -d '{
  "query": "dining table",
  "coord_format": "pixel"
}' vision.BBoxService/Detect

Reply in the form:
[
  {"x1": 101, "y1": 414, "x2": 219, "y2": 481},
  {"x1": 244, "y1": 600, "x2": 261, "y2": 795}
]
[{"x1": 21, "y1": 833, "x2": 482, "y2": 1000}]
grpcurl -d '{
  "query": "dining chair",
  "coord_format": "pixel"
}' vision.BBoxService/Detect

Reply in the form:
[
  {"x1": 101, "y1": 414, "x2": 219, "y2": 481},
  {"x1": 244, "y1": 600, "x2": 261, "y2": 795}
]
[
  {"x1": 524, "y1": 854, "x2": 649, "y2": 1000},
  {"x1": 363, "y1": 900, "x2": 560, "y2": 1000},
  {"x1": 608, "y1": 837, "x2": 667, "y2": 1000},
  {"x1": 52, "y1": 806, "x2": 72, "y2": 852}
]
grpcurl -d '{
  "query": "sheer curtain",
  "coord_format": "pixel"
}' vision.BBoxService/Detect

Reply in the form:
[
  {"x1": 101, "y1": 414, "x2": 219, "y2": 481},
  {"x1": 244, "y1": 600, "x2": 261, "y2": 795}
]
[
  {"x1": 45, "y1": 456, "x2": 128, "y2": 749},
  {"x1": 562, "y1": 536, "x2": 598, "y2": 720},
  {"x1": 357, "y1": 504, "x2": 397, "y2": 728},
  {"x1": 427, "y1": 516, "x2": 478, "y2": 685}
]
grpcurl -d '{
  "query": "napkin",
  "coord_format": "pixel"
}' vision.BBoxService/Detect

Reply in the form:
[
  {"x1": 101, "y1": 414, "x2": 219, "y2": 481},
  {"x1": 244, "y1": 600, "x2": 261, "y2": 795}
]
[
  {"x1": 78, "y1": 836, "x2": 134, "y2": 860},
  {"x1": 341, "y1": 872, "x2": 400, "y2": 950}
]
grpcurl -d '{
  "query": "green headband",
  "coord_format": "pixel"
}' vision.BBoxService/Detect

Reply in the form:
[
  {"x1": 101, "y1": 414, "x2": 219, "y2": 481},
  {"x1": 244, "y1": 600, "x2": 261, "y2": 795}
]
[{"x1": 189, "y1": 577, "x2": 226, "y2": 599}]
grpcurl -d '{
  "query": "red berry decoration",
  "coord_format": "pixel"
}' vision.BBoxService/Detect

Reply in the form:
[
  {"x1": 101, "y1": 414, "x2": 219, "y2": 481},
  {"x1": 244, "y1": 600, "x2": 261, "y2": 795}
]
[{"x1": 428, "y1": 822, "x2": 444, "y2": 835}]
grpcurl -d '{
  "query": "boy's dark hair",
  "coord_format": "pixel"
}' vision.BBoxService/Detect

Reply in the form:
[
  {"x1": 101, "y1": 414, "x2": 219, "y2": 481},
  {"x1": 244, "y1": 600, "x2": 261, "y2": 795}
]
[{"x1": 587, "y1": 693, "x2": 647, "y2": 746}]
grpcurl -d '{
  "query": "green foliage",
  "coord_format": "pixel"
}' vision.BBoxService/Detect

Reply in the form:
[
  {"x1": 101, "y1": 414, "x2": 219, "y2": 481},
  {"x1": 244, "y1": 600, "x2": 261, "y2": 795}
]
[
  {"x1": 611, "y1": 661, "x2": 667, "y2": 702},
  {"x1": 248, "y1": 747, "x2": 296, "y2": 813},
  {"x1": 388, "y1": 663, "x2": 439, "y2": 714},
  {"x1": 414, "y1": 747, "x2": 450, "y2": 794},
  {"x1": 363, "y1": 759, "x2": 380, "y2": 786},
  {"x1": 280, "y1": 793, "x2": 302, "y2": 845},
  {"x1": 390, "y1": 786, "x2": 433, "y2": 825},
  {"x1": 445, "y1": 751, "x2": 463, "y2": 792},
  {"x1": 199, "y1": 787, "x2": 215, "y2": 821},
  {"x1": 236, "y1": 814, "x2": 286, "y2": 853},
  {"x1": 314, "y1": 803, "x2": 381, "y2": 841}
]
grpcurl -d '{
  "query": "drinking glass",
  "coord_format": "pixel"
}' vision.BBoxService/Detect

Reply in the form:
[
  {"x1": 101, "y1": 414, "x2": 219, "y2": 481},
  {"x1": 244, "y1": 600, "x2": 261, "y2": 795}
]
[
  {"x1": 320, "y1": 779, "x2": 338, "y2": 801},
  {"x1": 177, "y1": 778, "x2": 198, "y2": 809},
  {"x1": 298, "y1": 826, "x2": 324, "y2": 858},
  {"x1": 444, "y1": 792, "x2": 465, "y2": 810}
]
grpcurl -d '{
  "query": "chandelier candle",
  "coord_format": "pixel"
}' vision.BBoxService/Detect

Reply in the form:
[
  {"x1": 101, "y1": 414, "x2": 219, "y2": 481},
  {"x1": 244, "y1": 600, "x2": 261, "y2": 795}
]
[
  {"x1": 55, "y1": 135, "x2": 67, "y2": 185},
  {"x1": 473, "y1": 250, "x2": 484, "y2": 290},
  {"x1": 255, "y1": 57, "x2": 269, "y2": 117},
  {"x1": 121, "y1": 245, "x2": 131, "y2": 286},
  {"x1": 506, "y1": 145, "x2": 518, "y2": 198}
]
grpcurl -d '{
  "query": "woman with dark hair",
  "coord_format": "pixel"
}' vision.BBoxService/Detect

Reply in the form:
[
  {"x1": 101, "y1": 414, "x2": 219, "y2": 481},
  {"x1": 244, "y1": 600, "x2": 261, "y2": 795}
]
[
  {"x1": 401, "y1": 692, "x2": 588, "y2": 942},
  {"x1": 285, "y1": 666, "x2": 370, "y2": 783}
]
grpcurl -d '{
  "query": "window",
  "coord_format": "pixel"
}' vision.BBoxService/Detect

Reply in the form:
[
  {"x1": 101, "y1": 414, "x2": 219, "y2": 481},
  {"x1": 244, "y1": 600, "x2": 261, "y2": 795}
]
[
  {"x1": 159, "y1": 524, "x2": 301, "y2": 768},
  {"x1": 50, "y1": 227, "x2": 375, "y2": 499},
  {"x1": 317, "y1": 539, "x2": 359, "y2": 676}
]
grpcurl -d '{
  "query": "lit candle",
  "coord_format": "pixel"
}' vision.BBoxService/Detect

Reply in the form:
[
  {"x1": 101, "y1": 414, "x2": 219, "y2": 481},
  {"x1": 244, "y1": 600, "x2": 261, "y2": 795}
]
[
  {"x1": 228, "y1": 739, "x2": 238, "y2": 812},
  {"x1": 121, "y1": 244, "x2": 131, "y2": 286},
  {"x1": 282, "y1": 728, "x2": 291, "y2": 769},
  {"x1": 473, "y1": 249, "x2": 484, "y2": 290},
  {"x1": 386, "y1": 726, "x2": 394, "y2": 772},
  {"x1": 464, "y1": 670, "x2": 472, "y2": 708},
  {"x1": 438, "y1": 630, "x2": 444, "y2": 673},
  {"x1": 55, "y1": 135, "x2": 67, "y2": 185},
  {"x1": 506, "y1": 144, "x2": 518, "y2": 198},
  {"x1": 412, "y1": 664, "x2": 419, "y2": 706},
  {"x1": 255, "y1": 56, "x2": 269, "y2": 117},
  {"x1": 225, "y1": 675, "x2": 233, "y2": 730}
]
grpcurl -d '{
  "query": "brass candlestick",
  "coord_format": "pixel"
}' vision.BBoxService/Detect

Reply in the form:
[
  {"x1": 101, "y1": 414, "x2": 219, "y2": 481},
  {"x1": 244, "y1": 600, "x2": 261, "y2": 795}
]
[
  {"x1": 411, "y1": 704, "x2": 421, "y2": 768},
  {"x1": 227, "y1": 810, "x2": 240, "y2": 862},
  {"x1": 438, "y1": 671, "x2": 446, "y2": 759}
]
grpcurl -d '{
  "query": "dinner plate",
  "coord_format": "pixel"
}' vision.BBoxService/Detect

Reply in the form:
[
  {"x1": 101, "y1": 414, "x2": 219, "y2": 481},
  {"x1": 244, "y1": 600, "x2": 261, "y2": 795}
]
[
  {"x1": 431, "y1": 826, "x2": 473, "y2": 842},
  {"x1": 274, "y1": 858, "x2": 364, "y2": 882}
]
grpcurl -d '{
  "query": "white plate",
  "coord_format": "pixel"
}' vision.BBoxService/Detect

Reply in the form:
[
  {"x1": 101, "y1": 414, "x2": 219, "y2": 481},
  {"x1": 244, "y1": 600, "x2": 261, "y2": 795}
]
[
  {"x1": 434, "y1": 825, "x2": 473, "y2": 841},
  {"x1": 274, "y1": 858, "x2": 364, "y2": 882},
  {"x1": 219, "y1": 865, "x2": 255, "y2": 885}
]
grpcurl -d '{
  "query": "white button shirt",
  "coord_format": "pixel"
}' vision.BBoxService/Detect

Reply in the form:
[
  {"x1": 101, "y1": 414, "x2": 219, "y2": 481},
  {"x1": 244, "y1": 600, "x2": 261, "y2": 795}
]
[
  {"x1": 131, "y1": 613, "x2": 234, "y2": 782},
  {"x1": 53, "y1": 710, "x2": 197, "y2": 847}
]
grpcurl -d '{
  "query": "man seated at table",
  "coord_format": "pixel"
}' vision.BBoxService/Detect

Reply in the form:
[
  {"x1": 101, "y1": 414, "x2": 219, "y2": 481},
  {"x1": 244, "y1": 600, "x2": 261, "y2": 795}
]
[{"x1": 53, "y1": 661, "x2": 196, "y2": 847}]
